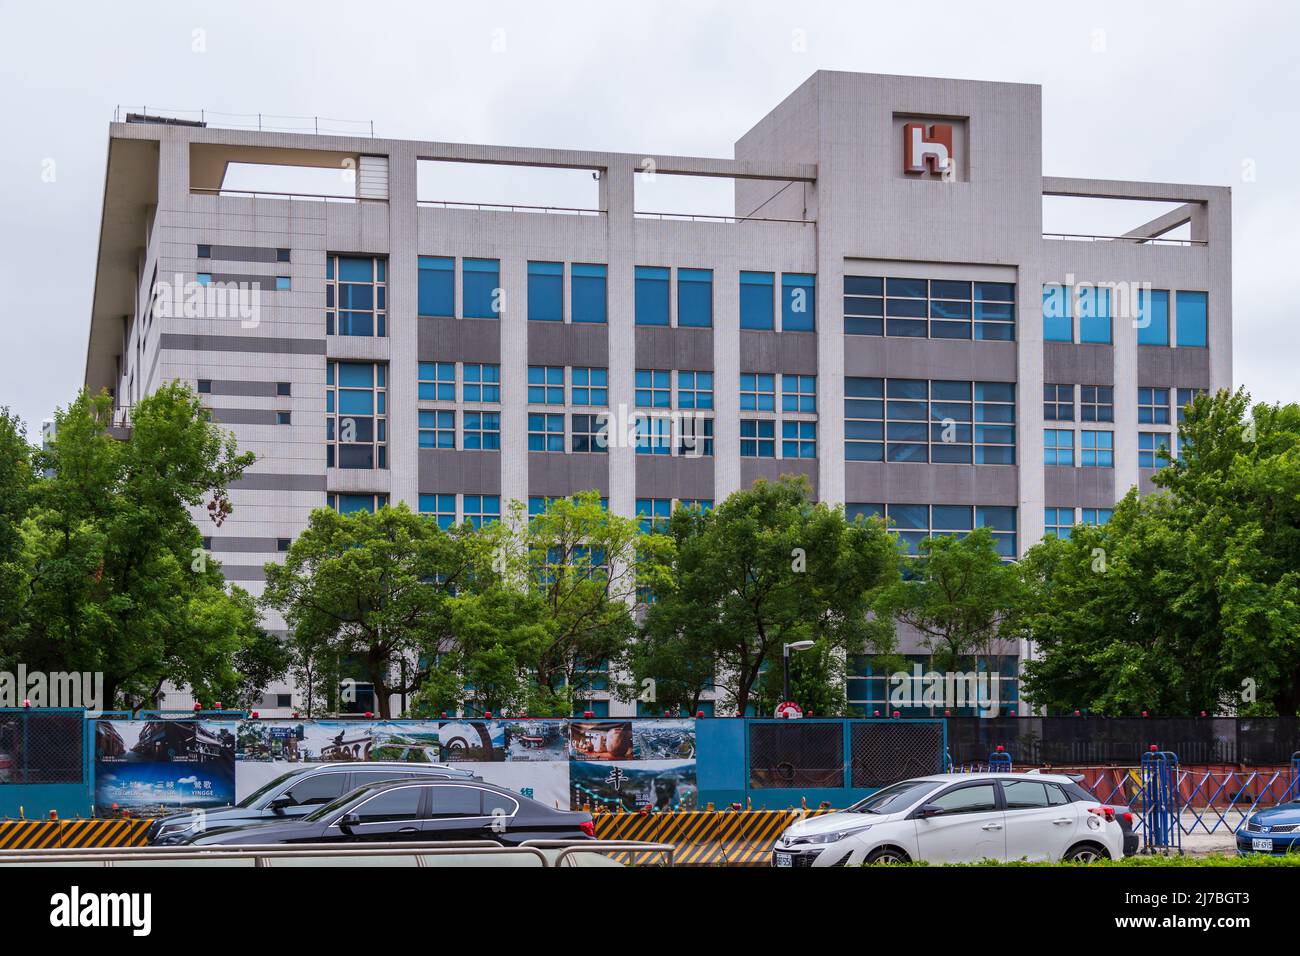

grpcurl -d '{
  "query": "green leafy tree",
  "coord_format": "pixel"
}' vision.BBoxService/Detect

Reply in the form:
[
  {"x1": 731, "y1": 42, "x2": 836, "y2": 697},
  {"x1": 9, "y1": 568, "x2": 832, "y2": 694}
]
[
  {"x1": 877, "y1": 528, "x2": 1025, "y2": 674},
  {"x1": 2, "y1": 384, "x2": 262, "y2": 710},
  {"x1": 499, "y1": 491, "x2": 673, "y2": 715},
  {"x1": 0, "y1": 408, "x2": 35, "y2": 636},
  {"x1": 1018, "y1": 389, "x2": 1300, "y2": 715},
  {"x1": 262, "y1": 503, "x2": 500, "y2": 718},
  {"x1": 642, "y1": 477, "x2": 899, "y2": 716}
]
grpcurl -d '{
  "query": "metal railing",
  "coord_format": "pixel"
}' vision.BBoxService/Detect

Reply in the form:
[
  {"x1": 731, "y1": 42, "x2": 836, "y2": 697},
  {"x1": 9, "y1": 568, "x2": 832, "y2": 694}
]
[
  {"x1": 418, "y1": 199, "x2": 604, "y2": 216},
  {"x1": 0, "y1": 838, "x2": 674, "y2": 868},
  {"x1": 1042, "y1": 232, "x2": 1207, "y2": 247},
  {"x1": 115, "y1": 107, "x2": 375, "y2": 137},
  {"x1": 634, "y1": 210, "x2": 813, "y2": 225},
  {"x1": 191, "y1": 187, "x2": 383, "y2": 204}
]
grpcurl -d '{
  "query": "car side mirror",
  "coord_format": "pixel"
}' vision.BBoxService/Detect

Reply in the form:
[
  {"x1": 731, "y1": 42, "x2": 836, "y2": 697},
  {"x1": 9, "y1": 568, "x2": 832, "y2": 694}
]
[
  {"x1": 339, "y1": 812, "x2": 361, "y2": 830},
  {"x1": 919, "y1": 804, "x2": 945, "y2": 818},
  {"x1": 268, "y1": 796, "x2": 293, "y2": 812}
]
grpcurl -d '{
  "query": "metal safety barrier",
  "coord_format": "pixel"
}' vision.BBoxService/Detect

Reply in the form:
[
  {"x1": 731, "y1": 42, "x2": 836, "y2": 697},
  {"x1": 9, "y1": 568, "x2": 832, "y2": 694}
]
[
  {"x1": 0, "y1": 817, "x2": 152, "y2": 850},
  {"x1": 1140, "y1": 750, "x2": 1182, "y2": 853},
  {"x1": 593, "y1": 808, "x2": 830, "y2": 865},
  {"x1": 0, "y1": 838, "x2": 673, "y2": 868}
]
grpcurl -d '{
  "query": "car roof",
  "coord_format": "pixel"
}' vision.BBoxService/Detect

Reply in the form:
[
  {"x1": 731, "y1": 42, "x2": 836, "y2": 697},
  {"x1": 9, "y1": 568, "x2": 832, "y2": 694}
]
[
  {"x1": 907, "y1": 772, "x2": 1079, "y2": 785},
  {"x1": 300, "y1": 761, "x2": 470, "y2": 773},
  {"x1": 342, "y1": 776, "x2": 514, "y2": 798}
]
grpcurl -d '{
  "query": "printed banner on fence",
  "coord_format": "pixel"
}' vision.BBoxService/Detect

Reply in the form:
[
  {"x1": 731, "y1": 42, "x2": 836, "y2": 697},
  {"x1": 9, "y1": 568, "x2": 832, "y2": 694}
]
[{"x1": 94, "y1": 720, "x2": 236, "y2": 814}]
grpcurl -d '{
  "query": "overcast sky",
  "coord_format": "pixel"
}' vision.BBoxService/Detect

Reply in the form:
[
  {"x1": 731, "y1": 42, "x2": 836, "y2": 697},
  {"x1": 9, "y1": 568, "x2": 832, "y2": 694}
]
[{"x1": 1, "y1": 0, "x2": 1296, "y2": 433}]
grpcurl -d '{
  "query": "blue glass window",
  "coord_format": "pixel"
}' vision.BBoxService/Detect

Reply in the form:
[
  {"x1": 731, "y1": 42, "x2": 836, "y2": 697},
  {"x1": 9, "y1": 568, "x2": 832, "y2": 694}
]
[
  {"x1": 635, "y1": 415, "x2": 671, "y2": 456},
  {"x1": 781, "y1": 374, "x2": 816, "y2": 412},
  {"x1": 419, "y1": 494, "x2": 457, "y2": 529},
  {"x1": 1042, "y1": 284, "x2": 1072, "y2": 342},
  {"x1": 1044, "y1": 429, "x2": 1074, "y2": 466},
  {"x1": 677, "y1": 268, "x2": 713, "y2": 327},
  {"x1": 528, "y1": 261, "x2": 563, "y2": 322},
  {"x1": 1080, "y1": 430, "x2": 1114, "y2": 468},
  {"x1": 740, "y1": 419, "x2": 775, "y2": 457},
  {"x1": 740, "y1": 373, "x2": 776, "y2": 411},
  {"x1": 1139, "y1": 432, "x2": 1171, "y2": 468},
  {"x1": 782, "y1": 273, "x2": 816, "y2": 331},
  {"x1": 1081, "y1": 508, "x2": 1112, "y2": 526},
  {"x1": 844, "y1": 275, "x2": 883, "y2": 336},
  {"x1": 463, "y1": 258, "x2": 500, "y2": 319},
  {"x1": 782, "y1": 420, "x2": 817, "y2": 458},
  {"x1": 571, "y1": 367, "x2": 608, "y2": 406},
  {"x1": 418, "y1": 256, "x2": 454, "y2": 317},
  {"x1": 1138, "y1": 387, "x2": 1170, "y2": 425},
  {"x1": 463, "y1": 412, "x2": 500, "y2": 450},
  {"x1": 1079, "y1": 286, "x2": 1111, "y2": 344},
  {"x1": 463, "y1": 495, "x2": 500, "y2": 528},
  {"x1": 418, "y1": 410, "x2": 455, "y2": 449},
  {"x1": 635, "y1": 369, "x2": 671, "y2": 408},
  {"x1": 1045, "y1": 507, "x2": 1074, "y2": 539},
  {"x1": 571, "y1": 264, "x2": 607, "y2": 324},
  {"x1": 635, "y1": 266, "x2": 670, "y2": 326},
  {"x1": 677, "y1": 371, "x2": 713, "y2": 410},
  {"x1": 740, "y1": 271, "x2": 775, "y2": 330},
  {"x1": 1176, "y1": 291, "x2": 1208, "y2": 348},
  {"x1": 1137, "y1": 288, "x2": 1169, "y2": 346},
  {"x1": 527, "y1": 366, "x2": 565, "y2": 405},
  {"x1": 528, "y1": 413, "x2": 564, "y2": 452},
  {"x1": 418, "y1": 362, "x2": 455, "y2": 401},
  {"x1": 636, "y1": 498, "x2": 672, "y2": 534},
  {"x1": 462, "y1": 363, "x2": 500, "y2": 403},
  {"x1": 845, "y1": 377, "x2": 884, "y2": 461}
]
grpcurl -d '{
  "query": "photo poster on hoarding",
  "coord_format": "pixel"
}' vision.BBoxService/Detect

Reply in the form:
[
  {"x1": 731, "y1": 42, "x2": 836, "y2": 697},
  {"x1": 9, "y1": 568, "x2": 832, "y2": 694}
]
[
  {"x1": 234, "y1": 718, "x2": 572, "y2": 808},
  {"x1": 568, "y1": 719, "x2": 698, "y2": 811},
  {"x1": 94, "y1": 717, "x2": 698, "y2": 814},
  {"x1": 93, "y1": 720, "x2": 236, "y2": 815}
]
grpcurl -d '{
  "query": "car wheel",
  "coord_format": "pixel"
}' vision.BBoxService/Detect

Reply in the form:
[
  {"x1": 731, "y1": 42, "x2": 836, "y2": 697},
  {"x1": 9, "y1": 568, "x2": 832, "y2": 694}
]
[
  {"x1": 1063, "y1": 843, "x2": 1109, "y2": 863},
  {"x1": 864, "y1": 847, "x2": 910, "y2": 865}
]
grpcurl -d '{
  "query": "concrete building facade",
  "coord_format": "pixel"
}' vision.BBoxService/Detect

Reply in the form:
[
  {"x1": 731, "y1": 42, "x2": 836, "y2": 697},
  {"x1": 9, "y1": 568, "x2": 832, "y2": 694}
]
[{"x1": 85, "y1": 71, "x2": 1232, "y2": 717}]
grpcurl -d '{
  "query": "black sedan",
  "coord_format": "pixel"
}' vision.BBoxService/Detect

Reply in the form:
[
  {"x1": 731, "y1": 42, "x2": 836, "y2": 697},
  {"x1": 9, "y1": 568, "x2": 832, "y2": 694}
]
[
  {"x1": 184, "y1": 778, "x2": 594, "y2": 846},
  {"x1": 149, "y1": 762, "x2": 478, "y2": 844}
]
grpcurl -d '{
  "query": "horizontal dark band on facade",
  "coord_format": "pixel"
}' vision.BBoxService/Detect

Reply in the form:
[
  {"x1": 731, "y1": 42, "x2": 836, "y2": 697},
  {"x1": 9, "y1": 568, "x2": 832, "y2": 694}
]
[
  {"x1": 205, "y1": 537, "x2": 286, "y2": 553},
  {"x1": 208, "y1": 407, "x2": 286, "y2": 425},
  {"x1": 232, "y1": 472, "x2": 327, "y2": 491},
  {"x1": 202, "y1": 245, "x2": 286, "y2": 264},
  {"x1": 219, "y1": 565, "x2": 268, "y2": 582},
  {"x1": 204, "y1": 272, "x2": 282, "y2": 287},
  {"x1": 160, "y1": 333, "x2": 326, "y2": 355},
  {"x1": 203, "y1": 380, "x2": 289, "y2": 397}
]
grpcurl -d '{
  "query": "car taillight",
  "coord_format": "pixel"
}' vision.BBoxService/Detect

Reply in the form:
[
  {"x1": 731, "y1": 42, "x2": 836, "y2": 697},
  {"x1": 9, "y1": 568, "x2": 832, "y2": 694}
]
[
  {"x1": 580, "y1": 820, "x2": 594, "y2": 838},
  {"x1": 1088, "y1": 805, "x2": 1118, "y2": 822}
]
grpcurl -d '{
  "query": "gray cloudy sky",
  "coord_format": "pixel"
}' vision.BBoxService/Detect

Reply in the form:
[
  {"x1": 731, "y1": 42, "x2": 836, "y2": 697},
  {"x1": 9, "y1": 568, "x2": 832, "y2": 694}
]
[{"x1": 1, "y1": 0, "x2": 1296, "y2": 433}]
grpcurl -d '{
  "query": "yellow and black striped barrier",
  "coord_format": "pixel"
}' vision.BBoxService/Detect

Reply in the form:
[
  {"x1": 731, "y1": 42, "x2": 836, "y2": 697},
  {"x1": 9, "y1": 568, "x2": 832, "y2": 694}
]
[
  {"x1": 0, "y1": 818, "x2": 153, "y2": 850},
  {"x1": 593, "y1": 809, "x2": 830, "y2": 865}
]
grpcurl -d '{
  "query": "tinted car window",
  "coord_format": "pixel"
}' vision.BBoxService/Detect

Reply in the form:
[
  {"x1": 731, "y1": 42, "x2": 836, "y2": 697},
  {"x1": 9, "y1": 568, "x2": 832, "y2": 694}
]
[
  {"x1": 430, "y1": 786, "x2": 484, "y2": 818},
  {"x1": 1002, "y1": 781, "x2": 1050, "y2": 810},
  {"x1": 483, "y1": 791, "x2": 519, "y2": 817},
  {"x1": 1045, "y1": 783, "x2": 1070, "y2": 806},
  {"x1": 931, "y1": 784, "x2": 998, "y2": 815},
  {"x1": 353, "y1": 787, "x2": 423, "y2": 823},
  {"x1": 284, "y1": 773, "x2": 349, "y2": 806}
]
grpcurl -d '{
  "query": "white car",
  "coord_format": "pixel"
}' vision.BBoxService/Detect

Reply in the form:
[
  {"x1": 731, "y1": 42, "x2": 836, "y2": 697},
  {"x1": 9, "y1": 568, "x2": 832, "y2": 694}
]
[{"x1": 773, "y1": 772, "x2": 1133, "y2": 867}]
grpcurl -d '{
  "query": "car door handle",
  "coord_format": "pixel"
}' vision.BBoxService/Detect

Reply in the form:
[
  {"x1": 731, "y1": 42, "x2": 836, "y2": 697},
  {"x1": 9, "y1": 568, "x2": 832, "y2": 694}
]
[
  {"x1": 1052, "y1": 818, "x2": 1073, "y2": 825},
  {"x1": 398, "y1": 827, "x2": 419, "y2": 833},
  {"x1": 981, "y1": 823, "x2": 1002, "y2": 831}
]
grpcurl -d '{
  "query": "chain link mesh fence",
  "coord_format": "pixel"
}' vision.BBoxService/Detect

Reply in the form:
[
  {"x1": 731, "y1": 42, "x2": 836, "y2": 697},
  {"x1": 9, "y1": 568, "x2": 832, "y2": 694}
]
[
  {"x1": 851, "y1": 721, "x2": 946, "y2": 788},
  {"x1": 748, "y1": 722, "x2": 845, "y2": 789},
  {"x1": 0, "y1": 710, "x2": 85, "y2": 785}
]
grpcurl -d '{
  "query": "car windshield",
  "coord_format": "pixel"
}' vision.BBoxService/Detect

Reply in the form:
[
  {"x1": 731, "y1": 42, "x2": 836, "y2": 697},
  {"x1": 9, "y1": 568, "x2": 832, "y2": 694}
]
[
  {"x1": 236, "y1": 771, "x2": 300, "y2": 808},
  {"x1": 844, "y1": 779, "x2": 940, "y2": 814}
]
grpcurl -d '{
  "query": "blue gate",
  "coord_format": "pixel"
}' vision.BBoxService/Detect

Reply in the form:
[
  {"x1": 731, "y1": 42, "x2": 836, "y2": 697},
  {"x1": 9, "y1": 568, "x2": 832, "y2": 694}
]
[{"x1": 1140, "y1": 749, "x2": 1182, "y2": 853}]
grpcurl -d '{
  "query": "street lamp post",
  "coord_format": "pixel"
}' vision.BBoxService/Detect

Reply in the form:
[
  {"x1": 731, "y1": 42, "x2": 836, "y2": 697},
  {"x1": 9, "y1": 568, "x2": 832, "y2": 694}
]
[{"x1": 782, "y1": 640, "x2": 816, "y2": 708}]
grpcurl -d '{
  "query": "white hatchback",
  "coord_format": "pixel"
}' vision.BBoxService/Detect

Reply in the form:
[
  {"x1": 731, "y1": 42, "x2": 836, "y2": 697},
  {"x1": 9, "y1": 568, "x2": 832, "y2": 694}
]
[{"x1": 772, "y1": 772, "x2": 1130, "y2": 867}]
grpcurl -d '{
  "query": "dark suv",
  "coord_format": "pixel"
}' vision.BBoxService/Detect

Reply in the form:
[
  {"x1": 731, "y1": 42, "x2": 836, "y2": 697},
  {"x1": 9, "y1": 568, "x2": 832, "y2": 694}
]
[{"x1": 148, "y1": 762, "x2": 478, "y2": 844}]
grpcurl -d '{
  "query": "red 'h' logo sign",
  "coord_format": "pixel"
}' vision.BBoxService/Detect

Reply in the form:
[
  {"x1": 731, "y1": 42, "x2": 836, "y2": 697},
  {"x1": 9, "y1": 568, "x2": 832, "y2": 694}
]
[{"x1": 904, "y1": 123, "x2": 954, "y2": 176}]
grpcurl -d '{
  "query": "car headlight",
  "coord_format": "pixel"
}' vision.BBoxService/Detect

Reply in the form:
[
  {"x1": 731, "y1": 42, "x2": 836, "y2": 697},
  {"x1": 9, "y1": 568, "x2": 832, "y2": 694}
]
[
  {"x1": 156, "y1": 820, "x2": 197, "y2": 837},
  {"x1": 790, "y1": 825, "x2": 873, "y2": 845}
]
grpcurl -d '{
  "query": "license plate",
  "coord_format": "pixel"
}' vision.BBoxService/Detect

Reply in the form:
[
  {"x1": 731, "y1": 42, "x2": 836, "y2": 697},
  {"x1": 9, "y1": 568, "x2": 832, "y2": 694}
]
[
  {"x1": 773, "y1": 851, "x2": 793, "y2": 867},
  {"x1": 1252, "y1": 838, "x2": 1273, "y2": 851}
]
